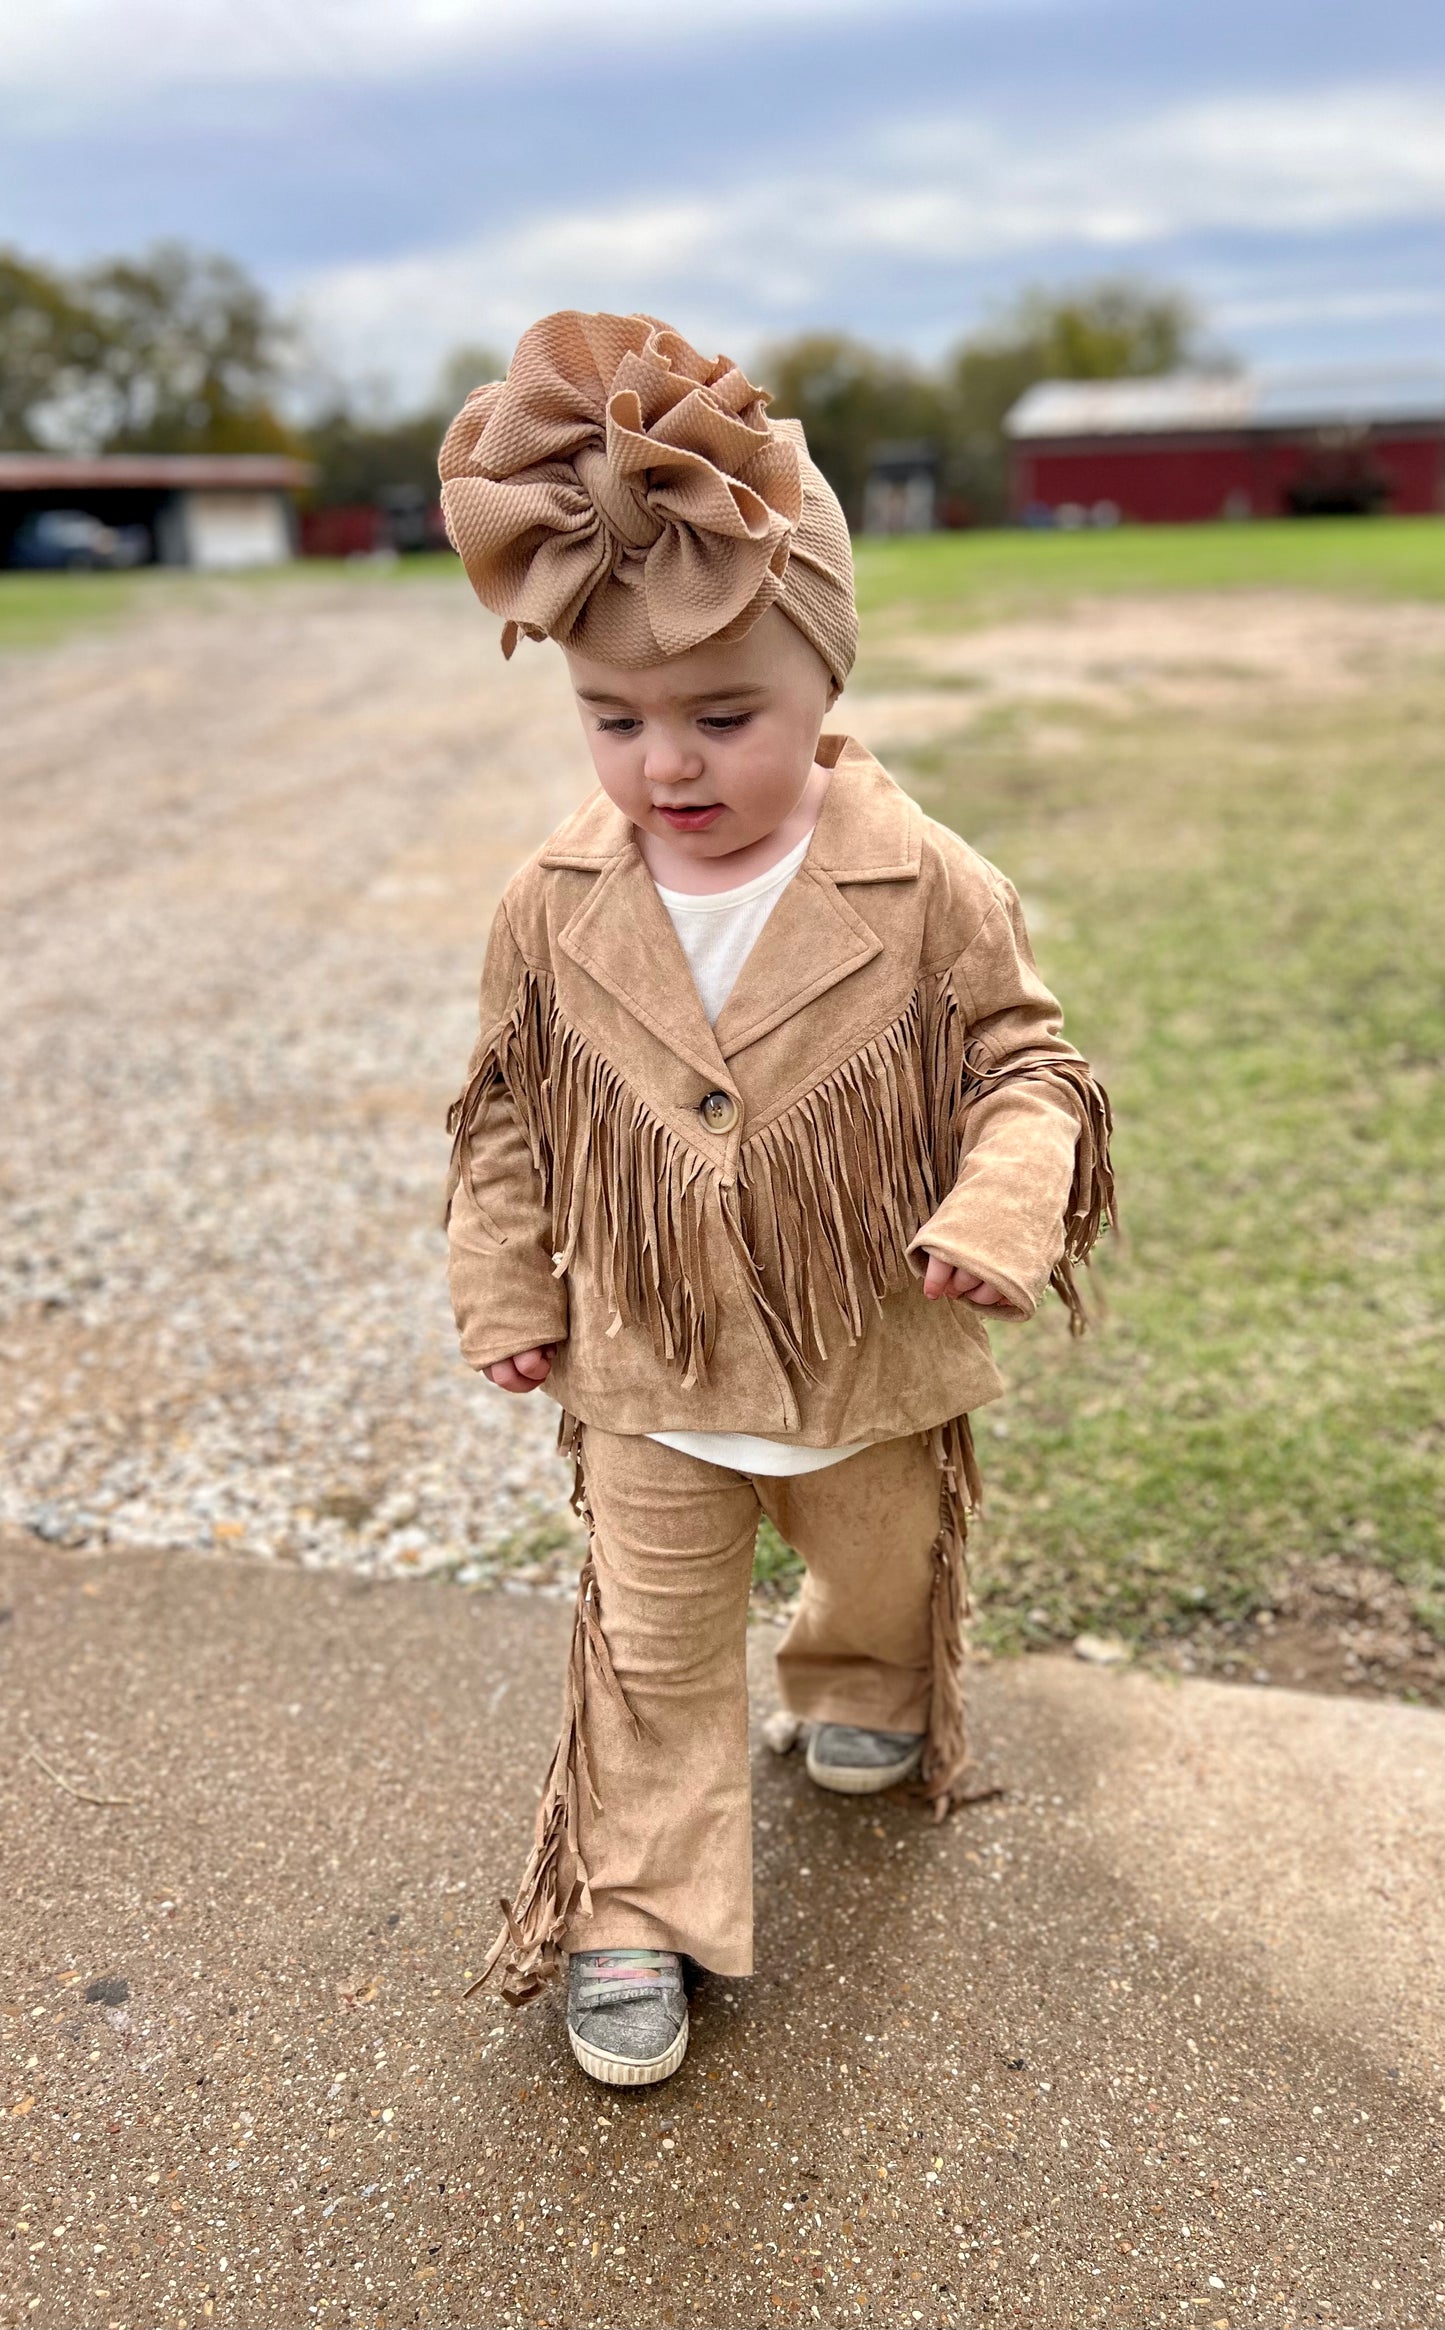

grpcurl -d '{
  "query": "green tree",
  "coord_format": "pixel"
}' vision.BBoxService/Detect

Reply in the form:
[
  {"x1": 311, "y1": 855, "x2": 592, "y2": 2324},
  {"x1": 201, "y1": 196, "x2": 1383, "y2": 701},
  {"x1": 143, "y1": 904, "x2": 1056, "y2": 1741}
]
[
  {"x1": 0, "y1": 251, "x2": 108, "y2": 449},
  {"x1": 80, "y1": 242, "x2": 298, "y2": 455},
  {"x1": 753, "y1": 331, "x2": 943, "y2": 530},
  {"x1": 304, "y1": 406, "x2": 450, "y2": 508},
  {"x1": 1008, "y1": 280, "x2": 1198, "y2": 380},
  {"x1": 436, "y1": 342, "x2": 509, "y2": 421},
  {"x1": 940, "y1": 280, "x2": 1209, "y2": 523},
  {"x1": 305, "y1": 348, "x2": 509, "y2": 512},
  {"x1": 0, "y1": 241, "x2": 299, "y2": 456}
]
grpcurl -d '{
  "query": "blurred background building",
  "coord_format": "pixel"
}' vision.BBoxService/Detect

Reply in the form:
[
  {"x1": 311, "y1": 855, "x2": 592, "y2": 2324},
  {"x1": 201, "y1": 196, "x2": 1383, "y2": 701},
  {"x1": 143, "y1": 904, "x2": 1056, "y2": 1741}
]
[
  {"x1": 861, "y1": 442, "x2": 940, "y2": 535},
  {"x1": 0, "y1": 452, "x2": 311, "y2": 569},
  {"x1": 1007, "y1": 365, "x2": 1445, "y2": 528}
]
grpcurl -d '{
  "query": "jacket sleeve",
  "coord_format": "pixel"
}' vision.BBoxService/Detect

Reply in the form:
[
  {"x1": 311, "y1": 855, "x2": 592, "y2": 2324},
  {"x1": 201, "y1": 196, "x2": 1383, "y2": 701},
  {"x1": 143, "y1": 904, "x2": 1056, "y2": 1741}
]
[
  {"x1": 444, "y1": 900, "x2": 568, "y2": 1372},
  {"x1": 908, "y1": 876, "x2": 1116, "y2": 1329}
]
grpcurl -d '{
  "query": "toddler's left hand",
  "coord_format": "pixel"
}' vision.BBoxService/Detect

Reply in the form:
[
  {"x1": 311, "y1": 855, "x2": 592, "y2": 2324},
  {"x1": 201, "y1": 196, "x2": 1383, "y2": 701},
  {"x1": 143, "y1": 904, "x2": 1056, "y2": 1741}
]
[{"x1": 921, "y1": 1253, "x2": 1007, "y2": 1306}]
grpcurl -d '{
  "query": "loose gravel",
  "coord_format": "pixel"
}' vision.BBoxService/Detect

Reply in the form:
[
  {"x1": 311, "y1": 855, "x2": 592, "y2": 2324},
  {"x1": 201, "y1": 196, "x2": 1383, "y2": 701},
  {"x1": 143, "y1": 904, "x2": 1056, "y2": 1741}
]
[{"x1": 1, "y1": 573, "x2": 596, "y2": 1586}]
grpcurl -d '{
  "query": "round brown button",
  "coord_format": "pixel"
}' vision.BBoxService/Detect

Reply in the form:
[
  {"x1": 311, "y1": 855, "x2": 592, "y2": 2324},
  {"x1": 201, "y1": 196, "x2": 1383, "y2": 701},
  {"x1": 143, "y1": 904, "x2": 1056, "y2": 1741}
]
[{"x1": 699, "y1": 1089, "x2": 740, "y2": 1135}]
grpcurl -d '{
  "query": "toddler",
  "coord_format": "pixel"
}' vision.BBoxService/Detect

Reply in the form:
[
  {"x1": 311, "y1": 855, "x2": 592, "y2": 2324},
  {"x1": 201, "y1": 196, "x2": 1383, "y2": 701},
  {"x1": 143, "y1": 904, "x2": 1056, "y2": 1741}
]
[{"x1": 439, "y1": 310, "x2": 1115, "y2": 2087}]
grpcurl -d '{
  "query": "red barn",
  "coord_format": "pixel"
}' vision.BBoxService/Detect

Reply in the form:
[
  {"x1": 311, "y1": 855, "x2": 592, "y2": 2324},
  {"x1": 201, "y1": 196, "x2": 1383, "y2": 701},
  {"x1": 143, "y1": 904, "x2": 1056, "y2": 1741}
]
[{"x1": 1005, "y1": 368, "x2": 1445, "y2": 526}]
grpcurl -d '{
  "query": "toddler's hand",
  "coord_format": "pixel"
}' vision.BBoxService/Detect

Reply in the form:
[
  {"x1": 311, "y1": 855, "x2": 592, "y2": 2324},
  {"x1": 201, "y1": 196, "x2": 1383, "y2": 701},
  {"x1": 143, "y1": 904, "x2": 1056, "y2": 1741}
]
[
  {"x1": 483, "y1": 1345, "x2": 555, "y2": 1394},
  {"x1": 921, "y1": 1255, "x2": 1007, "y2": 1307}
]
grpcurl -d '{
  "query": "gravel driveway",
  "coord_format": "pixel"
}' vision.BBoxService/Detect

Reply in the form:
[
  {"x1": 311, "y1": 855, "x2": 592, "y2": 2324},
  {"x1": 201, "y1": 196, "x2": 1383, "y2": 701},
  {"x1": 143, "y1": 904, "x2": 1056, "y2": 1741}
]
[{"x1": 1, "y1": 573, "x2": 596, "y2": 1585}]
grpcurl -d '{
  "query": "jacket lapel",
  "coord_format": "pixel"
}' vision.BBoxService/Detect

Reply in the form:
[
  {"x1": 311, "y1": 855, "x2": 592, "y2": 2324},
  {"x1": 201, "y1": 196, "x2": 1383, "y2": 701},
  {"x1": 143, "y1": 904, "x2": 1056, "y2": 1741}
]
[
  {"x1": 712, "y1": 736, "x2": 921, "y2": 1059},
  {"x1": 557, "y1": 845, "x2": 732, "y2": 1089},
  {"x1": 711, "y1": 864, "x2": 881, "y2": 1058}
]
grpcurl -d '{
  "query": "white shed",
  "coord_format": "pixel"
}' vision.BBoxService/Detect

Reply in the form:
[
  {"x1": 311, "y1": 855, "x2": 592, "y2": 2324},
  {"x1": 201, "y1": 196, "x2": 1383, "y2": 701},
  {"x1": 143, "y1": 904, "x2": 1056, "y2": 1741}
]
[{"x1": 0, "y1": 454, "x2": 313, "y2": 570}]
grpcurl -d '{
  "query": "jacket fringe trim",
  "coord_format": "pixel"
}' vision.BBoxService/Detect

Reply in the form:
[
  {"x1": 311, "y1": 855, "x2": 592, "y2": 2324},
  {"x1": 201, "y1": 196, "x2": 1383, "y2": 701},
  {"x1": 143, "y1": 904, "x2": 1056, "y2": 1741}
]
[
  {"x1": 445, "y1": 965, "x2": 1116, "y2": 1386},
  {"x1": 924, "y1": 975, "x2": 1119, "y2": 1336},
  {"x1": 921, "y1": 1412, "x2": 983, "y2": 1816},
  {"x1": 464, "y1": 1414, "x2": 646, "y2": 2008}
]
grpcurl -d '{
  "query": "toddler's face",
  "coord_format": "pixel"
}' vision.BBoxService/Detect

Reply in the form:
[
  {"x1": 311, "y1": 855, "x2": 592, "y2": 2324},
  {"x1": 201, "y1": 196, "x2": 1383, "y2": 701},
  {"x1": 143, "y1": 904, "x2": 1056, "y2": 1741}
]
[{"x1": 563, "y1": 607, "x2": 836, "y2": 865}]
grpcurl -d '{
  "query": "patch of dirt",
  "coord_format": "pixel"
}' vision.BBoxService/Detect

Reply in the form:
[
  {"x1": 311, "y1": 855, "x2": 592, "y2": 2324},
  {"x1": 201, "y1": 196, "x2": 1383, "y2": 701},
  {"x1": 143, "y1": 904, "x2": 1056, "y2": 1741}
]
[
  {"x1": 1148, "y1": 1557, "x2": 1445, "y2": 1707},
  {"x1": 842, "y1": 590, "x2": 1445, "y2": 748}
]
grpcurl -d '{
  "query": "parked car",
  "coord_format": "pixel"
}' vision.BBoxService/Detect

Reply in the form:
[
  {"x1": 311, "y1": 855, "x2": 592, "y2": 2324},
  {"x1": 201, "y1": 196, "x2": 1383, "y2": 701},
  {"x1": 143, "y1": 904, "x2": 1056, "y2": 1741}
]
[{"x1": 10, "y1": 509, "x2": 150, "y2": 570}]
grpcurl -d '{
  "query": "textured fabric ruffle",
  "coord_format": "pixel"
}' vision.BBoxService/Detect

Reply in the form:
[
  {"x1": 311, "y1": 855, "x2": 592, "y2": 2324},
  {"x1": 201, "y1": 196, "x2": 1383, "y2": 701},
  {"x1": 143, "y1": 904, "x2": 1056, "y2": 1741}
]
[{"x1": 437, "y1": 309, "x2": 857, "y2": 687}]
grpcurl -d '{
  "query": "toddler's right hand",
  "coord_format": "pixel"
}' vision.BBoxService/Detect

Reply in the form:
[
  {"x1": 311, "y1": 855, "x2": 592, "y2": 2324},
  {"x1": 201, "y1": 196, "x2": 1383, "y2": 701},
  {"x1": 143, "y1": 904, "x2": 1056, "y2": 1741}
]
[{"x1": 482, "y1": 1345, "x2": 555, "y2": 1394}]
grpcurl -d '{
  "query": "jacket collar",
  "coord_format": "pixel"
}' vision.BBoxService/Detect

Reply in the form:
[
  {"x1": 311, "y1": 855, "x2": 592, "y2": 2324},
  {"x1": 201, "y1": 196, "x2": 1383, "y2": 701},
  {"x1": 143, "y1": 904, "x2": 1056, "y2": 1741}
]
[{"x1": 544, "y1": 736, "x2": 922, "y2": 1078}]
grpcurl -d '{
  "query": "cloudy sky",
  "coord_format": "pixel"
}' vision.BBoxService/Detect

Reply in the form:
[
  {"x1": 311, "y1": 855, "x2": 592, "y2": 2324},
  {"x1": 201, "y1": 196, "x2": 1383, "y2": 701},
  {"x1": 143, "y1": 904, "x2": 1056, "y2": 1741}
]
[{"x1": 3, "y1": 0, "x2": 1443, "y2": 407}]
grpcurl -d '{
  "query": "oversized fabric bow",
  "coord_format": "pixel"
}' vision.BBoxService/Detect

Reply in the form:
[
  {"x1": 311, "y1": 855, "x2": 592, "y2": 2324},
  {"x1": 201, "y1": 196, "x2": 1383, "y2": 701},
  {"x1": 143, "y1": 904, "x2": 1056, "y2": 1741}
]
[{"x1": 439, "y1": 308, "x2": 854, "y2": 685}]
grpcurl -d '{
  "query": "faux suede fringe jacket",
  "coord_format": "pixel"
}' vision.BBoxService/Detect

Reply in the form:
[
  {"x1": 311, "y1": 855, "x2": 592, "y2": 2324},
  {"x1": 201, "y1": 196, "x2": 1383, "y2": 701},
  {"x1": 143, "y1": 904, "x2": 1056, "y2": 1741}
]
[{"x1": 445, "y1": 733, "x2": 1116, "y2": 1448}]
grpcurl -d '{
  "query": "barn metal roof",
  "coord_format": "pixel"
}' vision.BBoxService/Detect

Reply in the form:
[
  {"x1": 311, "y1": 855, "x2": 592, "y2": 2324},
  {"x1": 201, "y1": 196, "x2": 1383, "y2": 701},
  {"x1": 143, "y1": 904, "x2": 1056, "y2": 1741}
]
[
  {"x1": 1005, "y1": 367, "x2": 1445, "y2": 440},
  {"x1": 0, "y1": 453, "x2": 313, "y2": 490}
]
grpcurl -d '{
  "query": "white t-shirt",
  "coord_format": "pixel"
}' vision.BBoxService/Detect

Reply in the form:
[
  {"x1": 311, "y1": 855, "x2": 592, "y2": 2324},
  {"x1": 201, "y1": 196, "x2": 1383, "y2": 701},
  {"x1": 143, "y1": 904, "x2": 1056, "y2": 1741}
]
[
  {"x1": 651, "y1": 829, "x2": 812, "y2": 1023},
  {"x1": 647, "y1": 831, "x2": 864, "y2": 1480}
]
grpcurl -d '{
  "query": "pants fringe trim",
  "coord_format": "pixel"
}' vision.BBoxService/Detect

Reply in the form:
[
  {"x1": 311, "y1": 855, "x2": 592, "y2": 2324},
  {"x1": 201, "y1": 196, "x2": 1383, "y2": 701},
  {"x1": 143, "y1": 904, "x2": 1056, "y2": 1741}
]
[
  {"x1": 468, "y1": 1410, "x2": 986, "y2": 2001},
  {"x1": 464, "y1": 1413, "x2": 642, "y2": 2008},
  {"x1": 921, "y1": 1413, "x2": 983, "y2": 1818}
]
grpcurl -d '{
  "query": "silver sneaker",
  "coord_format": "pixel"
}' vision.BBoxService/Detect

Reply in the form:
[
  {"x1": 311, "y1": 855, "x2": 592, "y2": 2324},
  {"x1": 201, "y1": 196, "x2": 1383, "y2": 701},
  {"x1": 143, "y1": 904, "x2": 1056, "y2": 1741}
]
[
  {"x1": 566, "y1": 1949, "x2": 688, "y2": 2087},
  {"x1": 805, "y1": 1723, "x2": 925, "y2": 1795}
]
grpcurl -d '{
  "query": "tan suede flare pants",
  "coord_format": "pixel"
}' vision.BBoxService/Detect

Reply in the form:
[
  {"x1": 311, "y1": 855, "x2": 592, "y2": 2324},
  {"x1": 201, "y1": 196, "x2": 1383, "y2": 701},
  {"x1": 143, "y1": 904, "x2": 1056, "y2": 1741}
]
[{"x1": 472, "y1": 1415, "x2": 979, "y2": 2005}]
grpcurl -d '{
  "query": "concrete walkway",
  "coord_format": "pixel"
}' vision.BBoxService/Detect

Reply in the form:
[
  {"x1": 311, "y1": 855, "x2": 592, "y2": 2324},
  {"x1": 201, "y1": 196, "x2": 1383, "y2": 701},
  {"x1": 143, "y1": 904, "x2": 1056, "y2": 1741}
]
[{"x1": 3, "y1": 1539, "x2": 1441, "y2": 2330}]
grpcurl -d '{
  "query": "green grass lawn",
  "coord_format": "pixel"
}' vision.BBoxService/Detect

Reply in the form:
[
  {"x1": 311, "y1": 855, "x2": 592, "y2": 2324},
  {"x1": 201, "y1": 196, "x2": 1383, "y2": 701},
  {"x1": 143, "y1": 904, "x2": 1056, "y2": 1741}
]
[
  {"x1": 0, "y1": 568, "x2": 155, "y2": 651},
  {"x1": 935, "y1": 670, "x2": 1443, "y2": 1655},
  {"x1": 0, "y1": 551, "x2": 463, "y2": 654},
  {"x1": 854, "y1": 514, "x2": 1445, "y2": 624},
  {"x1": 765, "y1": 631, "x2": 1445, "y2": 1659}
]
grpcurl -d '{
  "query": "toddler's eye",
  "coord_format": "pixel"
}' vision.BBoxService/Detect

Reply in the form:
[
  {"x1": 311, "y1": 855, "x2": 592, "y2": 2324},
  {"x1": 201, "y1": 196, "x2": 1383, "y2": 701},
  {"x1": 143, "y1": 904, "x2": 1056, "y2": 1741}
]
[
  {"x1": 595, "y1": 717, "x2": 640, "y2": 734},
  {"x1": 699, "y1": 714, "x2": 753, "y2": 732}
]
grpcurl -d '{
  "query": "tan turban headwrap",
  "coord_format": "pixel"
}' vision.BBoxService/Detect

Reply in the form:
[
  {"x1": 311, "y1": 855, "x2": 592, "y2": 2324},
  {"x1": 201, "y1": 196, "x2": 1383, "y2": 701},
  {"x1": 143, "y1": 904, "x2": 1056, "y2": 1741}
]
[{"x1": 438, "y1": 309, "x2": 857, "y2": 692}]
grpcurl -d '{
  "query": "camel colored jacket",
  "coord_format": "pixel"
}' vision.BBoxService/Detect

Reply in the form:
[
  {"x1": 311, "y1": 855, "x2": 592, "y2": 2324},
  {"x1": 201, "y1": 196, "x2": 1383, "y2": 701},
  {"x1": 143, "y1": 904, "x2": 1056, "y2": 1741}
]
[{"x1": 445, "y1": 734, "x2": 1115, "y2": 1445}]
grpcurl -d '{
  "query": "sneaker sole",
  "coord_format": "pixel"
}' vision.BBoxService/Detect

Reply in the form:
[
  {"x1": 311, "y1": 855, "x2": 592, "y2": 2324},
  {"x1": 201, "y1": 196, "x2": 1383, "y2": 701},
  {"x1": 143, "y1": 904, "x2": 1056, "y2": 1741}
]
[
  {"x1": 567, "y1": 2017, "x2": 689, "y2": 2088},
  {"x1": 805, "y1": 1739, "x2": 924, "y2": 1795}
]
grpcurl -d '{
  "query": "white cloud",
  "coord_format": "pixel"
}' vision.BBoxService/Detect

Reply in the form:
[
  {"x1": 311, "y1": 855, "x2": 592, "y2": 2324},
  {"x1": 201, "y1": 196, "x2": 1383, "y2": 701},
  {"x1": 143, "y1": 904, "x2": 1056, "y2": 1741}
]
[
  {"x1": 1102, "y1": 87, "x2": 1445, "y2": 232},
  {"x1": 804, "y1": 86, "x2": 1445, "y2": 252},
  {"x1": 1212, "y1": 286, "x2": 1445, "y2": 329},
  {"x1": 0, "y1": 0, "x2": 978, "y2": 95},
  {"x1": 292, "y1": 81, "x2": 1445, "y2": 399}
]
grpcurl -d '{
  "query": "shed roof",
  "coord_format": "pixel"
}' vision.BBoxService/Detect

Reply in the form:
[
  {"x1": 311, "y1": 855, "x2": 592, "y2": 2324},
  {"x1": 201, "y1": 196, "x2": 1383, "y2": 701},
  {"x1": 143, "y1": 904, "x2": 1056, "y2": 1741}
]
[
  {"x1": 0, "y1": 453, "x2": 313, "y2": 490},
  {"x1": 1005, "y1": 366, "x2": 1445, "y2": 441}
]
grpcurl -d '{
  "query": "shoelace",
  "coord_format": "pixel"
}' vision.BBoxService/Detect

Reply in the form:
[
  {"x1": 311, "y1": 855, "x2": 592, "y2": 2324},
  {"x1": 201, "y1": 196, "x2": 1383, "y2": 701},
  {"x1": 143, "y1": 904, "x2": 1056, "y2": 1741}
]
[{"x1": 572, "y1": 1949, "x2": 682, "y2": 2012}]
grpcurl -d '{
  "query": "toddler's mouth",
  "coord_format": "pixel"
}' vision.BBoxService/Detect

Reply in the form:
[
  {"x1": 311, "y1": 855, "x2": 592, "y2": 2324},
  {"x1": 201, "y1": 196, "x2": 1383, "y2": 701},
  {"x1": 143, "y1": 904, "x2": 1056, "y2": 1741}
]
[{"x1": 655, "y1": 803, "x2": 724, "y2": 832}]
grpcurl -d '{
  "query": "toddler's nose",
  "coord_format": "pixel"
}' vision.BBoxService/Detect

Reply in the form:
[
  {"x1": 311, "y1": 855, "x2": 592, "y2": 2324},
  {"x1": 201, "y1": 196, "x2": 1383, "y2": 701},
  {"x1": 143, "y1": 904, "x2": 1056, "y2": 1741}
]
[{"x1": 643, "y1": 734, "x2": 705, "y2": 788}]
